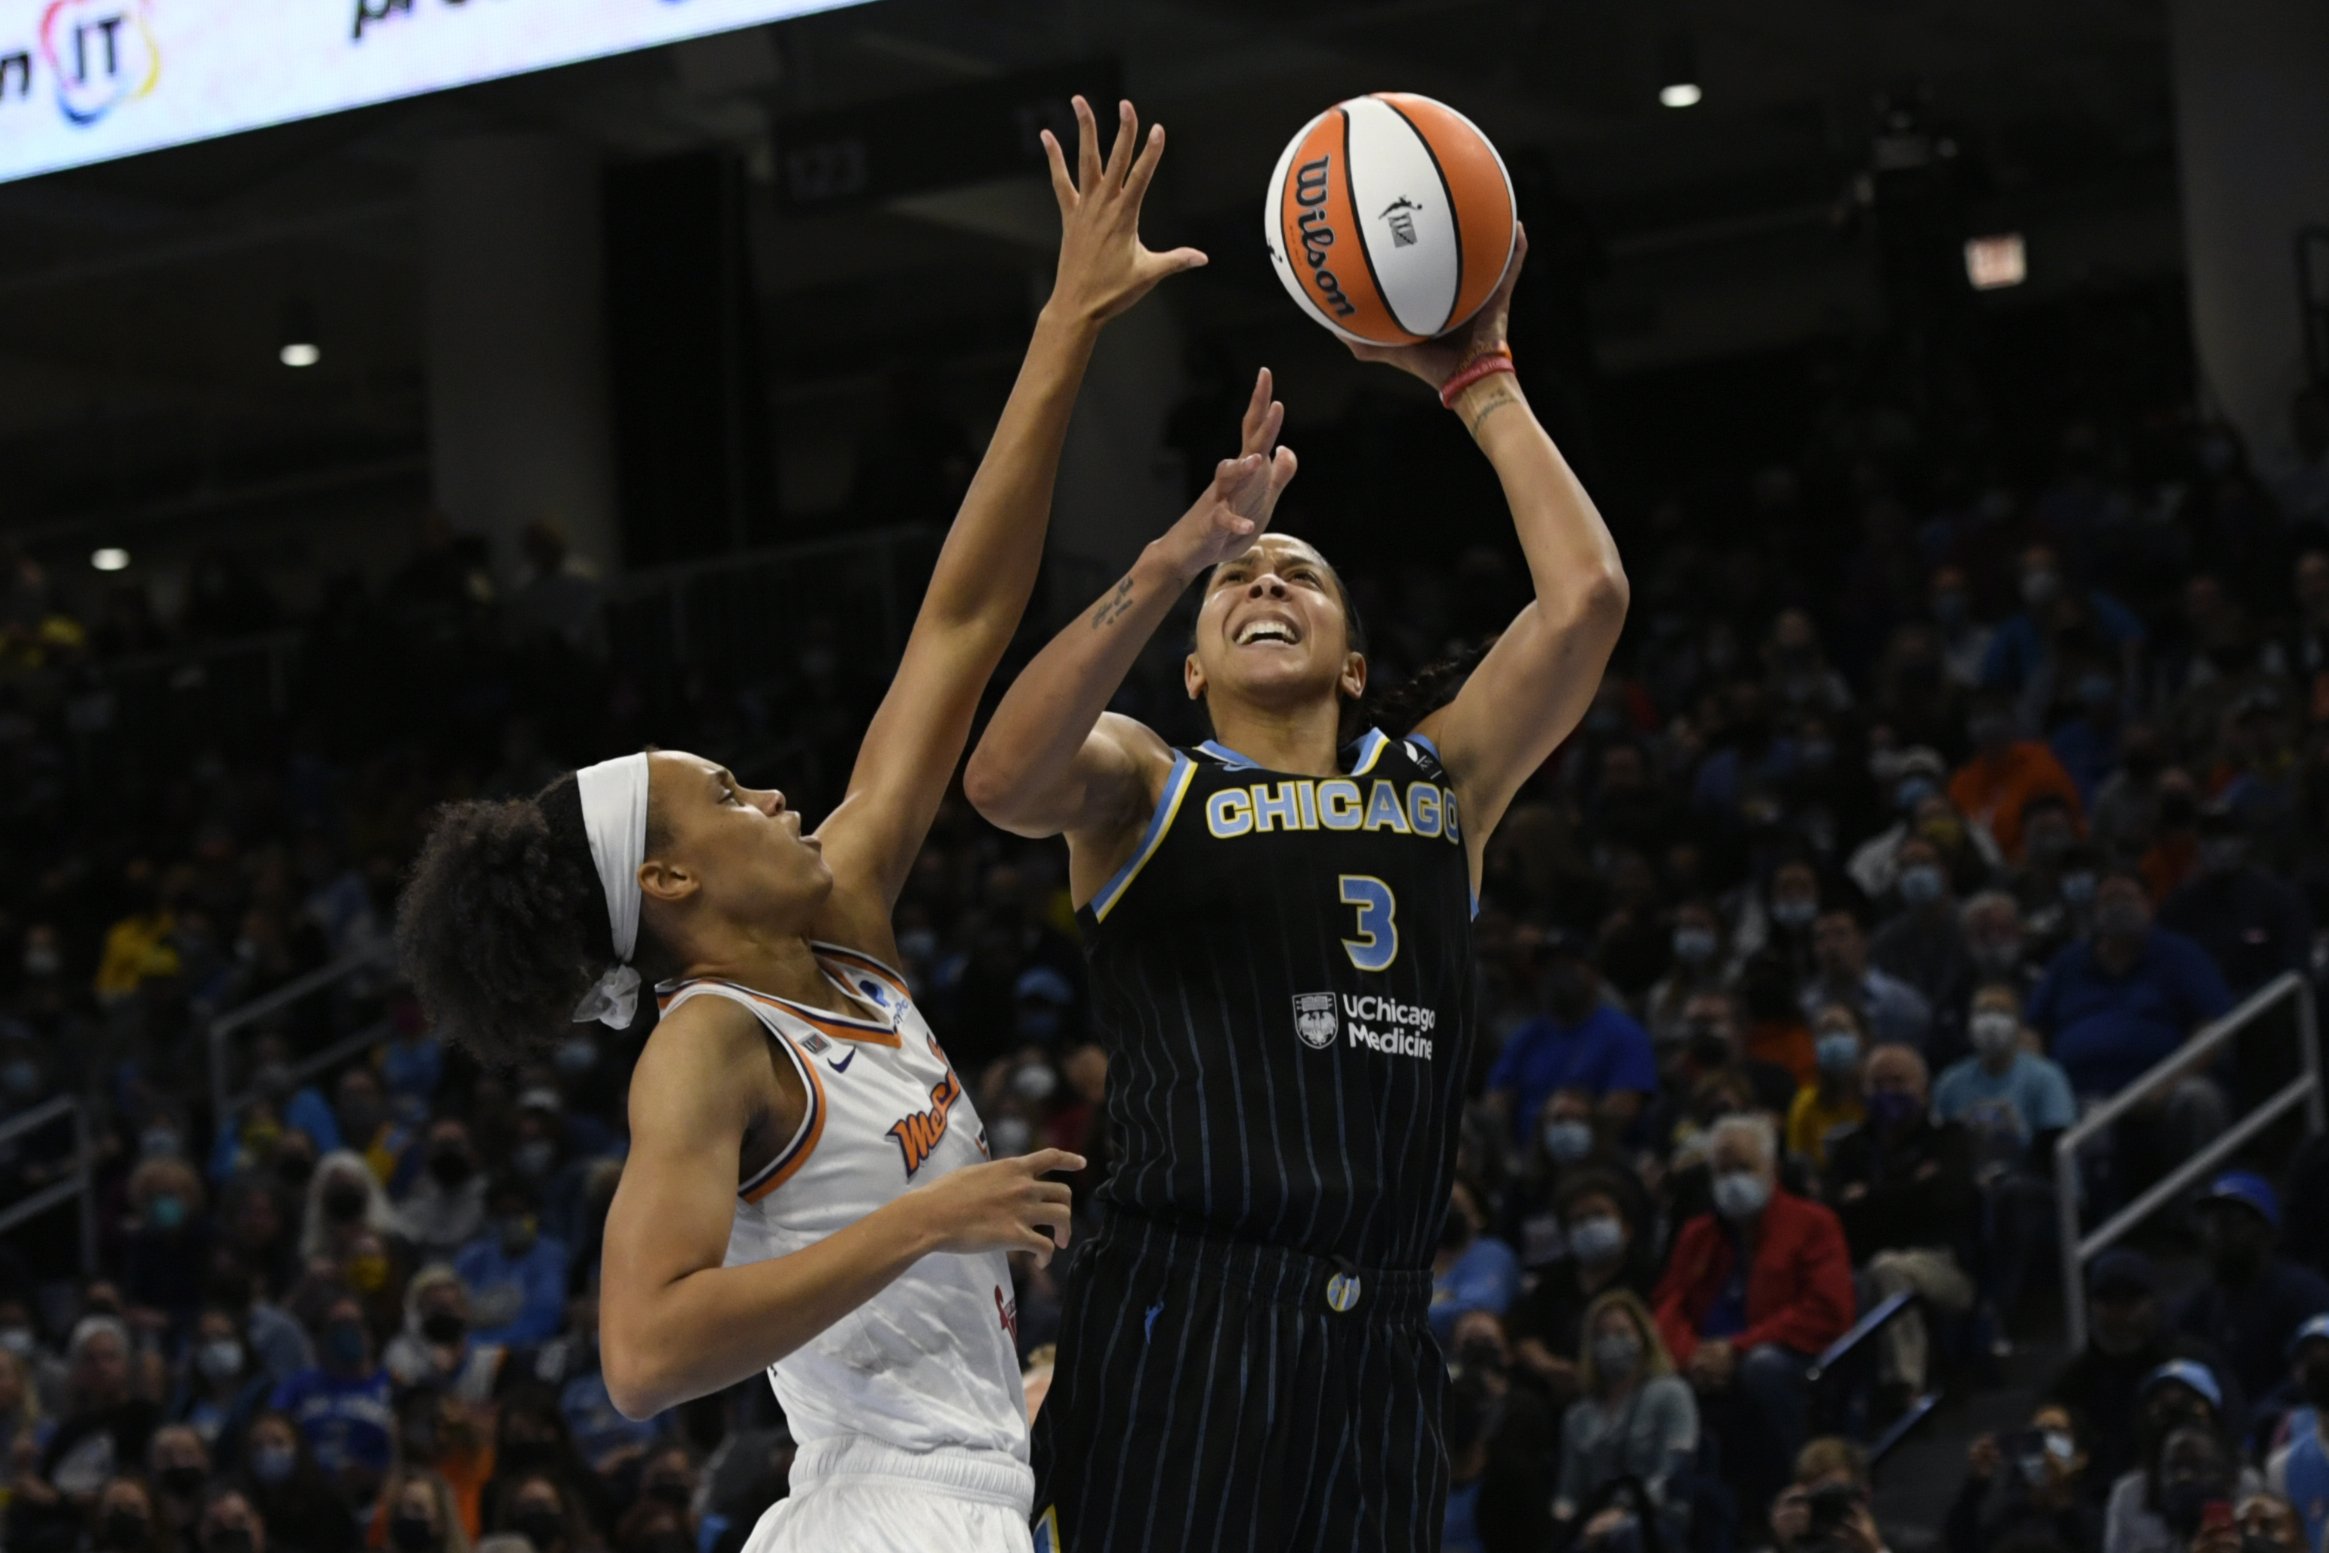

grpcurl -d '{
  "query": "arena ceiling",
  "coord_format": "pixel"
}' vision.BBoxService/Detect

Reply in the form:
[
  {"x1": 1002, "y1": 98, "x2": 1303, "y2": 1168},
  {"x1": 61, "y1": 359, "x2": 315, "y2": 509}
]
[{"x1": 0, "y1": 0, "x2": 2180, "y2": 550}]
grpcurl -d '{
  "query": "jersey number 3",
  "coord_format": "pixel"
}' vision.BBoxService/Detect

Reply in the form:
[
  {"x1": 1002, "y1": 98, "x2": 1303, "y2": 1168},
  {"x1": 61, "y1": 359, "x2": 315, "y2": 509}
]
[{"x1": 1338, "y1": 875, "x2": 1399, "y2": 972}]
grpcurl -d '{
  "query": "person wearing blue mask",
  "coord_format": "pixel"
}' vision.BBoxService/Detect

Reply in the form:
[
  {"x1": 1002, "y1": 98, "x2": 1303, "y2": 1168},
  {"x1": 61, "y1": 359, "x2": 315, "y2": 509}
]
[
  {"x1": 1872, "y1": 837, "x2": 1977, "y2": 1058},
  {"x1": 1486, "y1": 933, "x2": 1657, "y2": 1151},
  {"x1": 1823, "y1": 1045, "x2": 1977, "y2": 1407},
  {"x1": 1508, "y1": 1173, "x2": 1653, "y2": 1411},
  {"x1": 1786, "y1": 1005, "x2": 1868, "y2": 1177},
  {"x1": 268, "y1": 1295, "x2": 390, "y2": 1508},
  {"x1": 1802, "y1": 904, "x2": 1932, "y2": 1053}
]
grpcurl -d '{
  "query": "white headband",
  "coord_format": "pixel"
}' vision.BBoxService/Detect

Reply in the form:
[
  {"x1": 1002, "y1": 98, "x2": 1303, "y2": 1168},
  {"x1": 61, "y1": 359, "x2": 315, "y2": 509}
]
[{"x1": 571, "y1": 752, "x2": 649, "y2": 1028}]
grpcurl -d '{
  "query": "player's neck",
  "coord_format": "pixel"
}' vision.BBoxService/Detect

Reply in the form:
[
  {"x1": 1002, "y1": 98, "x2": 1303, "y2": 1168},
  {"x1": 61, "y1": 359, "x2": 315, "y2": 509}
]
[
  {"x1": 678, "y1": 931, "x2": 846, "y2": 1016},
  {"x1": 1205, "y1": 696, "x2": 1348, "y2": 777}
]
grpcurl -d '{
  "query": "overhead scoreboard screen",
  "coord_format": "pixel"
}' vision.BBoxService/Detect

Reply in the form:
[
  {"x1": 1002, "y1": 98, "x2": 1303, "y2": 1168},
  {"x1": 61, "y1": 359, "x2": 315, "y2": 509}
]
[{"x1": 0, "y1": 0, "x2": 864, "y2": 186}]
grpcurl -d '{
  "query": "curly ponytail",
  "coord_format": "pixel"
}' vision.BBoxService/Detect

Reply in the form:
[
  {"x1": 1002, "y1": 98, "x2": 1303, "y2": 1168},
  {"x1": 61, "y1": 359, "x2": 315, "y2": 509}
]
[{"x1": 395, "y1": 774, "x2": 618, "y2": 1070}]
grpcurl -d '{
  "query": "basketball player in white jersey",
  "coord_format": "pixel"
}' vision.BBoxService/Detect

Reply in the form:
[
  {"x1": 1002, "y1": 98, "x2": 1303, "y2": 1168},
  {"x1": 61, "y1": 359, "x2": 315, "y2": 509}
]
[{"x1": 394, "y1": 99, "x2": 1227, "y2": 1551}]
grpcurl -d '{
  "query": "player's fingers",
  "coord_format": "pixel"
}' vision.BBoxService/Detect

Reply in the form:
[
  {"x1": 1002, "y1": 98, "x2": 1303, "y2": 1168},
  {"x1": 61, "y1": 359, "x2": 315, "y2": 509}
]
[
  {"x1": 1071, "y1": 96, "x2": 1101, "y2": 192},
  {"x1": 1268, "y1": 445, "x2": 1300, "y2": 493},
  {"x1": 1154, "y1": 246, "x2": 1209, "y2": 273},
  {"x1": 1026, "y1": 1203, "x2": 1074, "y2": 1248},
  {"x1": 1102, "y1": 100, "x2": 1138, "y2": 188},
  {"x1": 1040, "y1": 129, "x2": 1075, "y2": 210},
  {"x1": 1020, "y1": 1148, "x2": 1087, "y2": 1176},
  {"x1": 1125, "y1": 121, "x2": 1167, "y2": 202},
  {"x1": 1029, "y1": 1180, "x2": 1074, "y2": 1209},
  {"x1": 1016, "y1": 1228, "x2": 1055, "y2": 1266},
  {"x1": 1240, "y1": 367, "x2": 1273, "y2": 437}
]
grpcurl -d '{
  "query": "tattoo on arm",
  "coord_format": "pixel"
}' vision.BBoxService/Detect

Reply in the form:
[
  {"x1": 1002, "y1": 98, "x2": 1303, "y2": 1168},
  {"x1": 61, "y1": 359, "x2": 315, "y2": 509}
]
[
  {"x1": 1090, "y1": 574, "x2": 1137, "y2": 629},
  {"x1": 1466, "y1": 386, "x2": 1523, "y2": 437}
]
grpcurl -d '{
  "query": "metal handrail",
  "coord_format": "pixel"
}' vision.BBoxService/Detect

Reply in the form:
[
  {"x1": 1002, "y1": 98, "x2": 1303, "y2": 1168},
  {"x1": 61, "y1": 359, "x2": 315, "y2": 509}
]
[
  {"x1": 2056, "y1": 971, "x2": 2326, "y2": 1350},
  {"x1": 0, "y1": 1095, "x2": 96, "y2": 1270},
  {"x1": 206, "y1": 940, "x2": 396, "y2": 1125}
]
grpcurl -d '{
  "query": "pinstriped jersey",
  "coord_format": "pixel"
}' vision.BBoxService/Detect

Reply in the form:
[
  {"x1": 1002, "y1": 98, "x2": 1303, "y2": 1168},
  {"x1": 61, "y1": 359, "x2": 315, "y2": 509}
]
[
  {"x1": 663, "y1": 947, "x2": 1029, "y2": 1465},
  {"x1": 1077, "y1": 728, "x2": 1478, "y2": 1270}
]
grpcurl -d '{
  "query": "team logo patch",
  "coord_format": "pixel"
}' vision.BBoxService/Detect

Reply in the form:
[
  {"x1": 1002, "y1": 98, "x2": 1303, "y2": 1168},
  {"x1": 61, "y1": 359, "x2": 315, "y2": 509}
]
[
  {"x1": 1293, "y1": 992, "x2": 1338, "y2": 1050},
  {"x1": 1325, "y1": 1271, "x2": 1363, "y2": 1312},
  {"x1": 798, "y1": 1032, "x2": 830, "y2": 1056},
  {"x1": 1033, "y1": 1508, "x2": 1062, "y2": 1553}
]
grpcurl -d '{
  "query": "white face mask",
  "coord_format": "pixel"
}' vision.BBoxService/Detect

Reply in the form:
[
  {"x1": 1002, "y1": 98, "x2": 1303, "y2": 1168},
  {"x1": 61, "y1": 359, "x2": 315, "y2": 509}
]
[
  {"x1": 1971, "y1": 1011, "x2": 2020, "y2": 1058},
  {"x1": 1713, "y1": 1169, "x2": 1770, "y2": 1220}
]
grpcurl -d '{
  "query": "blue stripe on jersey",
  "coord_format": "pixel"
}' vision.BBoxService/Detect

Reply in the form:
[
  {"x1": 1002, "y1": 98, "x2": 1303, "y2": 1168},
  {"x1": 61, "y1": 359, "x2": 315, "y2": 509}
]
[
  {"x1": 1407, "y1": 731, "x2": 1441, "y2": 763},
  {"x1": 1090, "y1": 753, "x2": 1197, "y2": 922},
  {"x1": 1196, "y1": 739, "x2": 1261, "y2": 770},
  {"x1": 1350, "y1": 728, "x2": 1389, "y2": 773}
]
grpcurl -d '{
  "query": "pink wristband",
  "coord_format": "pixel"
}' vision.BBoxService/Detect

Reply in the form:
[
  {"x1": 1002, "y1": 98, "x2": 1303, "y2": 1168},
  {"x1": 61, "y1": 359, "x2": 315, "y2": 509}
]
[{"x1": 1438, "y1": 351, "x2": 1515, "y2": 409}]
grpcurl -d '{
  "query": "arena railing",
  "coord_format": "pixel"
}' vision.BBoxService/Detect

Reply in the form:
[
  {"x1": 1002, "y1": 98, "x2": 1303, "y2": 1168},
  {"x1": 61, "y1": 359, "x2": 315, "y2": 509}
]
[
  {"x1": 2054, "y1": 969, "x2": 2326, "y2": 1350},
  {"x1": 0, "y1": 1094, "x2": 96, "y2": 1271},
  {"x1": 206, "y1": 939, "x2": 398, "y2": 1128}
]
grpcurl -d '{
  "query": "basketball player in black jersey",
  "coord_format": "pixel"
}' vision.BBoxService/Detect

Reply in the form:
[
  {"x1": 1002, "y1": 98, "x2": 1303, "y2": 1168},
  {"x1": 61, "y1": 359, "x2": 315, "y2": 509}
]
[{"x1": 966, "y1": 227, "x2": 1629, "y2": 1552}]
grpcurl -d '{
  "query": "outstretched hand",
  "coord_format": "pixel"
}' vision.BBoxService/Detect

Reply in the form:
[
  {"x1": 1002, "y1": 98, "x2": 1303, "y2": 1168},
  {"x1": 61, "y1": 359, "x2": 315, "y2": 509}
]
[
  {"x1": 1043, "y1": 97, "x2": 1207, "y2": 324},
  {"x1": 1155, "y1": 368, "x2": 1298, "y2": 581},
  {"x1": 1347, "y1": 223, "x2": 1529, "y2": 389}
]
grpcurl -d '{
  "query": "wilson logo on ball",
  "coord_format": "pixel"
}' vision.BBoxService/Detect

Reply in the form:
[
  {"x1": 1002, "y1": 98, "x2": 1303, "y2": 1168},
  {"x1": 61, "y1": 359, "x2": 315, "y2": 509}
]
[{"x1": 1265, "y1": 92, "x2": 1515, "y2": 347}]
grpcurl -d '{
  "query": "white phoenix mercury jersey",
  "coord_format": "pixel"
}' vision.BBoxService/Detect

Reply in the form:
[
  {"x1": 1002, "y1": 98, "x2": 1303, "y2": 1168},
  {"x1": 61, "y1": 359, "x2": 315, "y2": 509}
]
[{"x1": 659, "y1": 945, "x2": 1030, "y2": 1498}]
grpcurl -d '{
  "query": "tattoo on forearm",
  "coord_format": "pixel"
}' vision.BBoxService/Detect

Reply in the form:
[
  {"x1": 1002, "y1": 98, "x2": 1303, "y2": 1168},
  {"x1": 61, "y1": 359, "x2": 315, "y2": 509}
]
[
  {"x1": 1466, "y1": 387, "x2": 1522, "y2": 436},
  {"x1": 1090, "y1": 575, "x2": 1137, "y2": 629}
]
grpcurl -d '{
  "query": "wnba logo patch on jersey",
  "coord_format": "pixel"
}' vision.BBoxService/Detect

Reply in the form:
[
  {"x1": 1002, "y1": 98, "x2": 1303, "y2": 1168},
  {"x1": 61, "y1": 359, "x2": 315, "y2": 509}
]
[{"x1": 1292, "y1": 992, "x2": 1338, "y2": 1049}]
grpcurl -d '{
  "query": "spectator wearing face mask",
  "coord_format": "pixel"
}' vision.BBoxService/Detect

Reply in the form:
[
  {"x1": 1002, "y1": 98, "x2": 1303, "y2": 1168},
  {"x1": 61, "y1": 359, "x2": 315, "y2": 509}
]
[
  {"x1": 1950, "y1": 692, "x2": 2087, "y2": 862},
  {"x1": 1786, "y1": 1004, "x2": 1867, "y2": 1175},
  {"x1": 1644, "y1": 902, "x2": 1730, "y2": 1051},
  {"x1": 396, "y1": 1123, "x2": 489, "y2": 1268},
  {"x1": 199, "y1": 1263, "x2": 310, "y2": 1392},
  {"x1": 1511, "y1": 1088, "x2": 1642, "y2": 1261},
  {"x1": 1946, "y1": 1403, "x2": 2096, "y2": 1553},
  {"x1": 2175, "y1": 1174, "x2": 2329, "y2": 1406},
  {"x1": 148, "y1": 1423, "x2": 214, "y2": 1548},
  {"x1": 1933, "y1": 985, "x2": 2076, "y2": 1338},
  {"x1": 376, "y1": 1469, "x2": 471, "y2": 1553},
  {"x1": 300, "y1": 1155, "x2": 397, "y2": 1270},
  {"x1": 236, "y1": 1412, "x2": 355, "y2": 1553},
  {"x1": 122, "y1": 1159, "x2": 212, "y2": 1323},
  {"x1": 171, "y1": 1305, "x2": 270, "y2": 1463},
  {"x1": 384, "y1": 1269, "x2": 506, "y2": 1408},
  {"x1": 1732, "y1": 862, "x2": 1825, "y2": 987},
  {"x1": 451, "y1": 1181, "x2": 569, "y2": 1350},
  {"x1": 1803, "y1": 906, "x2": 1932, "y2": 1053},
  {"x1": 37, "y1": 1316, "x2": 159, "y2": 1508},
  {"x1": 1870, "y1": 838, "x2": 1975, "y2": 1048},
  {"x1": 2050, "y1": 663, "x2": 2129, "y2": 806},
  {"x1": 2046, "y1": 1253, "x2": 2247, "y2": 1499},
  {"x1": 491, "y1": 1471, "x2": 588, "y2": 1553},
  {"x1": 330, "y1": 1071, "x2": 408, "y2": 1189},
  {"x1": 1848, "y1": 750, "x2": 1979, "y2": 902},
  {"x1": 1825, "y1": 1045, "x2": 1978, "y2": 1402},
  {"x1": 1509, "y1": 1173, "x2": 1653, "y2": 1406},
  {"x1": 2028, "y1": 870, "x2": 2233, "y2": 1105},
  {"x1": 630, "y1": 1443, "x2": 702, "y2": 1542},
  {"x1": 2157, "y1": 809, "x2": 2311, "y2": 997},
  {"x1": 1654, "y1": 1114, "x2": 1853, "y2": 1513},
  {"x1": 1486, "y1": 934, "x2": 1657, "y2": 1149},
  {"x1": 1553, "y1": 1290, "x2": 1698, "y2": 1552},
  {"x1": 1960, "y1": 892, "x2": 2038, "y2": 1001},
  {"x1": 2104, "y1": 1377, "x2": 2258, "y2": 1553},
  {"x1": 1432, "y1": 1182, "x2": 1521, "y2": 1342},
  {"x1": 91, "y1": 1476, "x2": 168, "y2": 1553},
  {"x1": 1930, "y1": 566, "x2": 1994, "y2": 690},
  {"x1": 534, "y1": 1292, "x2": 661, "y2": 1479},
  {"x1": 1665, "y1": 991, "x2": 1801, "y2": 1126},
  {"x1": 2006, "y1": 793, "x2": 2081, "y2": 914},
  {"x1": 2264, "y1": 1316, "x2": 2329, "y2": 1553},
  {"x1": 269, "y1": 1296, "x2": 390, "y2": 1507},
  {"x1": 1982, "y1": 544, "x2": 2146, "y2": 703}
]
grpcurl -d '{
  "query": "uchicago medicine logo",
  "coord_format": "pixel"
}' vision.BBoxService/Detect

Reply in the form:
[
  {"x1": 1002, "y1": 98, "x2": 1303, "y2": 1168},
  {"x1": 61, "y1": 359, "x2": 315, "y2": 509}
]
[{"x1": 37, "y1": 0, "x2": 158, "y2": 126}]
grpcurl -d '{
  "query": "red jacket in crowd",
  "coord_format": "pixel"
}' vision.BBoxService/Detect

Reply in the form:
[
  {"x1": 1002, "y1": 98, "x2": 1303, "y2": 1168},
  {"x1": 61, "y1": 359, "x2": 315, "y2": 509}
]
[{"x1": 1652, "y1": 1188, "x2": 1856, "y2": 1365}]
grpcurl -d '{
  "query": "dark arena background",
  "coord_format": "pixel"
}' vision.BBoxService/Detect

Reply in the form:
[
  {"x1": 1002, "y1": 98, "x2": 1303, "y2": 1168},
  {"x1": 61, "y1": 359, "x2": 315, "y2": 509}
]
[{"x1": 0, "y1": 2, "x2": 2326, "y2": 1552}]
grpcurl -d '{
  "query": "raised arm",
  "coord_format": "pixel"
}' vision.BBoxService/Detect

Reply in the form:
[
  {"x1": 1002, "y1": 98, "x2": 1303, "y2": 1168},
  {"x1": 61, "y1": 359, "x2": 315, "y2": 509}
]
[
  {"x1": 598, "y1": 996, "x2": 1081, "y2": 1419},
  {"x1": 963, "y1": 377, "x2": 1297, "y2": 889},
  {"x1": 813, "y1": 98, "x2": 1203, "y2": 941},
  {"x1": 1357, "y1": 228, "x2": 1629, "y2": 866}
]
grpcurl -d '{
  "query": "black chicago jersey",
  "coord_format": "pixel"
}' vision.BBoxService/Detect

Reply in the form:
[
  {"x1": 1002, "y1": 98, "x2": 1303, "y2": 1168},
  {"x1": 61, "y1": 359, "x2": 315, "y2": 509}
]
[{"x1": 1078, "y1": 726, "x2": 1477, "y2": 1270}]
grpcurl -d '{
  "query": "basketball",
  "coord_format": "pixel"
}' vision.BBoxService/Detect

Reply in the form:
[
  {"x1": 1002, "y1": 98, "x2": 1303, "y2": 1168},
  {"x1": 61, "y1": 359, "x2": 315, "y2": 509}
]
[{"x1": 1264, "y1": 93, "x2": 1517, "y2": 346}]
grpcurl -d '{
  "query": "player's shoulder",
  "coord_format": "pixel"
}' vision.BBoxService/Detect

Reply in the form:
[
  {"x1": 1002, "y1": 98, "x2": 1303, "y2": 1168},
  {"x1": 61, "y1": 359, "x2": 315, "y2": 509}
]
[{"x1": 639, "y1": 987, "x2": 770, "y2": 1083}]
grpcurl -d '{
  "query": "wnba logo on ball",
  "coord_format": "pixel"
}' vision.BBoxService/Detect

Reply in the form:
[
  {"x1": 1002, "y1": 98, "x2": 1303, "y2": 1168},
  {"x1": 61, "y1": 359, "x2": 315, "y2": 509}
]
[{"x1": 38, "y1": 0, "x2": 158, "y2": 127}]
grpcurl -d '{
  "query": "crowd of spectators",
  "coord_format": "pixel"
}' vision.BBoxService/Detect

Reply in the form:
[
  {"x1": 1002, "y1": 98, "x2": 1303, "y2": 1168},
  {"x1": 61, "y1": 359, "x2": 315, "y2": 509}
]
[{"x1": 0, "y1": 359, "x2": 2326, "y2": 1553}]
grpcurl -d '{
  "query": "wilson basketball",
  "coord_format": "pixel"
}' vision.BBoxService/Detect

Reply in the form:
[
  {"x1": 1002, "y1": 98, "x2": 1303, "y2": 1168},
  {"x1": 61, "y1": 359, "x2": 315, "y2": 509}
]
[{"x1": 1264, "y1": 93, "x2": 1516, "y2": 346}]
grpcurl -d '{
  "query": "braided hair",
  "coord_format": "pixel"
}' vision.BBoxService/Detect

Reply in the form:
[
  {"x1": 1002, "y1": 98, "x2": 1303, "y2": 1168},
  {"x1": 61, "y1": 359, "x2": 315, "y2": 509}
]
[{"x1": 395, "y1": 774, "x2": 619, "y2": 1069}]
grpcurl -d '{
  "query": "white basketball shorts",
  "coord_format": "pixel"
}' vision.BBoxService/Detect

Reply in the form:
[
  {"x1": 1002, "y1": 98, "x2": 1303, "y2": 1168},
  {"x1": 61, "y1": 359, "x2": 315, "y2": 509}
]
[{"x1": 739, "y1": 1438, "x2": 1034, "y2": 1553}]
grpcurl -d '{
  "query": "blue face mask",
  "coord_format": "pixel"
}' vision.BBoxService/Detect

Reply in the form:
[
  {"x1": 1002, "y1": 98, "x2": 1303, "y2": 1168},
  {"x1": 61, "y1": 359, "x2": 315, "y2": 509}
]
[
  {"x1": 2061, "y1": 872, "x2": 2097, "y2": 906},
  {"x1": 1672, "y1": 927, "x2": 1718, "y2": 965},
  {"x1": 1543, "y1": 1120, "x2": 1594, "y2": 1164},
  {"x1": 1568, "y1": 1214, "x2": 1625, "y2": 1265},
  {"x1": 1897, "y1": 864, "x2": 1945, "y2": 906},
  {"x1": 1868, "y1": 1090, "x2": 1919, "y2": 1131},
  {"x1": 147, "y1": 1194, "x2": 187, "y2": 1232},
  {"x1": 251, "y1": 1445, "x2": 296, "y2": 1485},
  {"x1": 1815, "y1": 1033, "x2": 1861, "y2": 1074},
  {"x1": 1771, "y1": 898, "x2": 1817, "y2": 930},
  {"x1": 1895, "y1": 777, "x2": 1938, "y2": 814}
]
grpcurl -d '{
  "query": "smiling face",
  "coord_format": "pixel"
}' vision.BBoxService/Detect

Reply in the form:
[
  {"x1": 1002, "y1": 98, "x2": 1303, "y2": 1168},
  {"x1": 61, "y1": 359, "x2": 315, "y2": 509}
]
[
  {"x1": 1185, "y1": 536, "x2": 1365, "y2": 717},
  {"x1": 639, "y1": 750, "x2": 835, "y2": 948}
]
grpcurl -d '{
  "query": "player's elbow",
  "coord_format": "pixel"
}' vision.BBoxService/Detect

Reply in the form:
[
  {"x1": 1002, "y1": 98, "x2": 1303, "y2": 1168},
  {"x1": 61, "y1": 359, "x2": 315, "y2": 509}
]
[
  {"x1": 1576, "y1": 558, "x2": 1630, "y2": 628},
  {"x1": 963, "y1": 742, "x2": 1053, "y2": 836},
  {"x1": 599, "y1": 1326, "x2": 675, "y2": 1421}
]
